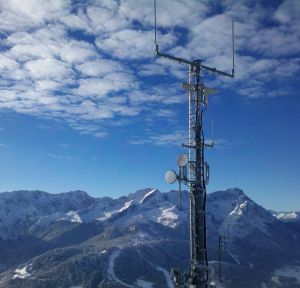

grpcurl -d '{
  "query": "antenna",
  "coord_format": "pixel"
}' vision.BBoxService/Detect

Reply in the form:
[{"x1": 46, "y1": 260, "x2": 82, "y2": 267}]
[
  {"x1": 211, "y1": 120, "x2": 214, "y2": 146},
  {"x1": 178, "y1": 154, "x2": 188, "y2": 207},
  {"x1": 154, "y1": 0, "x2": 235, "y2": 77},
  {"x1": 154, "y1": 0, "x2": 158, "y2": 53},
  {"x1": 156, "y1": 1, "x2": 236, "y2": 287},
  {"x1": 232, "y1": 20, "x2": 235, "y2": 77},
  {"x1": 165, "y1": 170, "x2": 177, "y2": 184}
]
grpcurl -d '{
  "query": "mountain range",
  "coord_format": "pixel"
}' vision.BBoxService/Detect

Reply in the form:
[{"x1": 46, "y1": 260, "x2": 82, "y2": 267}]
[{"x1": 0, "y1": 188, "x2": 299, "y2": 288}]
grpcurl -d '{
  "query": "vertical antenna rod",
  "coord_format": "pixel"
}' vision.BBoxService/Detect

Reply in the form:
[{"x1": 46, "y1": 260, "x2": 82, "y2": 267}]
[
  {"x1": 157, "y1": 1, "x2": 235, "y2": 287},
  {"x1": 232, "y1": 20, "x2": 235, "y2": 76},
  {"x1": 154, "y1": 0, "x2": 158, "y2": 52}
]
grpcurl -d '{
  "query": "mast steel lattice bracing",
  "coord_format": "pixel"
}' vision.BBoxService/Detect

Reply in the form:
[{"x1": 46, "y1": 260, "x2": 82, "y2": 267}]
[{"x1": 154, "y1": 1, "x2": 235, "y2": 287}]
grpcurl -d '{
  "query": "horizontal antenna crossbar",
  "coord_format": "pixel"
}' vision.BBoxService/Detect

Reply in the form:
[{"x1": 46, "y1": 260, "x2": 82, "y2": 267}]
[
  {"x1": 155, "y1": 50, "x2": 234, "y2": 78},
  {"x1": 202, "y1": 64, "x2": 234, "y2": 78},
  {"x1": 155, "y1": 50, "x2": 193, "y2": 66}
]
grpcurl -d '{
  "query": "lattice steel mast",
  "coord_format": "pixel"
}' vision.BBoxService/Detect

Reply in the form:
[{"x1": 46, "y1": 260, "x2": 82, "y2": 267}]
[{"x1": 154, "y1": 1, "x2": 235, "y2": 287}]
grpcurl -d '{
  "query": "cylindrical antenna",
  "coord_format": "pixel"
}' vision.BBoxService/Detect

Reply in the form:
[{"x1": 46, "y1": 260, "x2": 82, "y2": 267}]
[
  {"x1": 154, "y1": 0, "x2": 158, "y2": 51},
  {"x1": 232, "y1": 20, "x2": 235, "y2": 76}
]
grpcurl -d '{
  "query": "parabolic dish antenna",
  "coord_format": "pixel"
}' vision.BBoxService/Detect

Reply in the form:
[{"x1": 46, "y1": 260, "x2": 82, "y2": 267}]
[
  {"x1": 165, "y1": 170, "x2": 177, "y2": 184},
  {"x1": 177, "y1": 154, "x2": 189, "y2": 167}
]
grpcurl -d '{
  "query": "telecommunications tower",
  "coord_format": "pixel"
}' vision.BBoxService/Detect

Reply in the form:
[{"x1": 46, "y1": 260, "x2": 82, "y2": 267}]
[{"x1": 153, "y1": 1, "x2": 235, "y2": 287}]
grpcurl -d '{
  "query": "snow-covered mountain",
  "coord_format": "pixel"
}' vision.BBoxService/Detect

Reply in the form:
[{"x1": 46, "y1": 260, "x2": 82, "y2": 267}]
[
  {"x1": 0, "y1": 188, "x2": 186, "y2": 240},
  {"x1": 0, "y1": 188, "x2": 299, "y2": 288}
]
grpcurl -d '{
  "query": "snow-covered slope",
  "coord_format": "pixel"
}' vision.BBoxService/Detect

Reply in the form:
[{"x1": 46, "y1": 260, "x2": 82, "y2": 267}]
[
  {"x1": 272, "y1": 211, "x2": 300, "y2": 222},
  {"x1": 0, "y1": 190, "x2": 95, "y2": 240}
]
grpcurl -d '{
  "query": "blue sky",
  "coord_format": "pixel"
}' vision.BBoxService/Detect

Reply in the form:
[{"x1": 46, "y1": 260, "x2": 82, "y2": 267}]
[{"x1": 0, "y1": 0, "x2": 299, "y2": 211}]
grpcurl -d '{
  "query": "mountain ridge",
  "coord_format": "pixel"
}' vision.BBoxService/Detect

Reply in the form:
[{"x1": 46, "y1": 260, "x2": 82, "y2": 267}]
[{"x1": 0, "y1": 188, "x2": 299, "y2": 288}]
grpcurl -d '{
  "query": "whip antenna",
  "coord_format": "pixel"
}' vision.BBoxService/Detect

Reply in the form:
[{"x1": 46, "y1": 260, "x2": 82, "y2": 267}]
[
  {"x1": 154, "y1": 0, "x2": 158, "y2": 52},
  {"x1": 232, "y1": 20, "x2": 235, "y2": 76}
]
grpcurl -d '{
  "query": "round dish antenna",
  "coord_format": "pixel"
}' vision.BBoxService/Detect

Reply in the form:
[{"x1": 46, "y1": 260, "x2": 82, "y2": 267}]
[
  {"x1": 165, "y1": 170, "x2": 177, "y2": 184},
  {"x1": 177, "y1": 154, "x2": 188, "y2": 167}
]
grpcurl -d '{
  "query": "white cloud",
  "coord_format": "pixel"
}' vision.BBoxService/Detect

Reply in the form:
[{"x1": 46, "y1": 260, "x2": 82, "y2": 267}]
[
  {"x1": 274, "y1": 0, "x2": 300, "y2": 25},
  {"x1": 76, "y1": 59, "x2": 123, "y2": 77},
  {"x1": 1, "y1": 0, "x2": 71, "y2": 24},
  {"x1": 0, "y1": 54, "x2": 18, "y2": 70},
  {"x1": 187, "y1": 14, "x2": 234, "y2": 61},
  {"x1": 96, "y1": 29, "x2": 176, "y2": 60},
  {"x1": 130, "y1": 130, "x2": 186, "y2": 146},
  {"x1": 59, "y1": 11, "x2": 91, "y2": 32},
  {"x1": 59, "y1": 41, "x2": 97, "y2": 64},
  {"x1": 5, "y1": 26, "x2": 97, "y2": 65},
  {"x1": 0, "y1": 0, "x2": 71, "y2": 33},
  {"x1": 0, "y1": 90, "x2": 17, "y2": 101},
  {"x1": 73, "y1": 72, "x2": 137, "y2": 98},
  {"x1": 25, "y1": 58, "x2": 72, "y2": 80},
  {"x1": 246, "y1": 27, "x2": 300, "y2": 57},
  {"x1": 0, "y1": 0, "x2": 299, "y2": 140},
  {"x1": 35, "y1": 80, "x2": 62, "y2": 91},
  {"x1": 139, "y1": 63, "x2": 168, "y2": 77},
  {"x1": 127, "y1": 85, "x2": 185, "y2": 106},
  {"x1": 274, "y1": 58, "x2": 300, "y2": 77},
  {"x1": 87, "y1": 4, "x2": 129, "y2": 33},
  {"x1": 119, "y1": 0, "x2": 209, "y2": 29},
  {"x1": 155, "y1": 109, "x2": 175, "y2": 118}
]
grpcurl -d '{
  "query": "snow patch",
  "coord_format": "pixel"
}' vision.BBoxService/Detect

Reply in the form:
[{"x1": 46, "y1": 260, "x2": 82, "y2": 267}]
[
  {"x1": 220, "y1": 199, "x2": 274, "y2": 238},
  {"x1": 12, "y1": 265, "x2": 31, "y2": 279},
  {"x1": 119, "y1": 201, "x2": 133, "y2": 213},
  {"x1": 140, "y1": 189, "x2": 157, "y2": 204},
  {"x1": 229, "y1": 201, "x2": 247, "y2": 216},
  {"x1": 157, "y1": 206, "x2": 178, "y2": 228},
  {"x1": 97, "y1": 201, "x2": 133, "y2": 221},
  {"x1": 60, "y1": 211, "x2": 83, "y2": 223},
  {"x1": 97, "y1": 211, "x2": 113, "y2": 221},
  {"x1": 274, "y1": 211, "x2": 299, "y2": 222}
]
